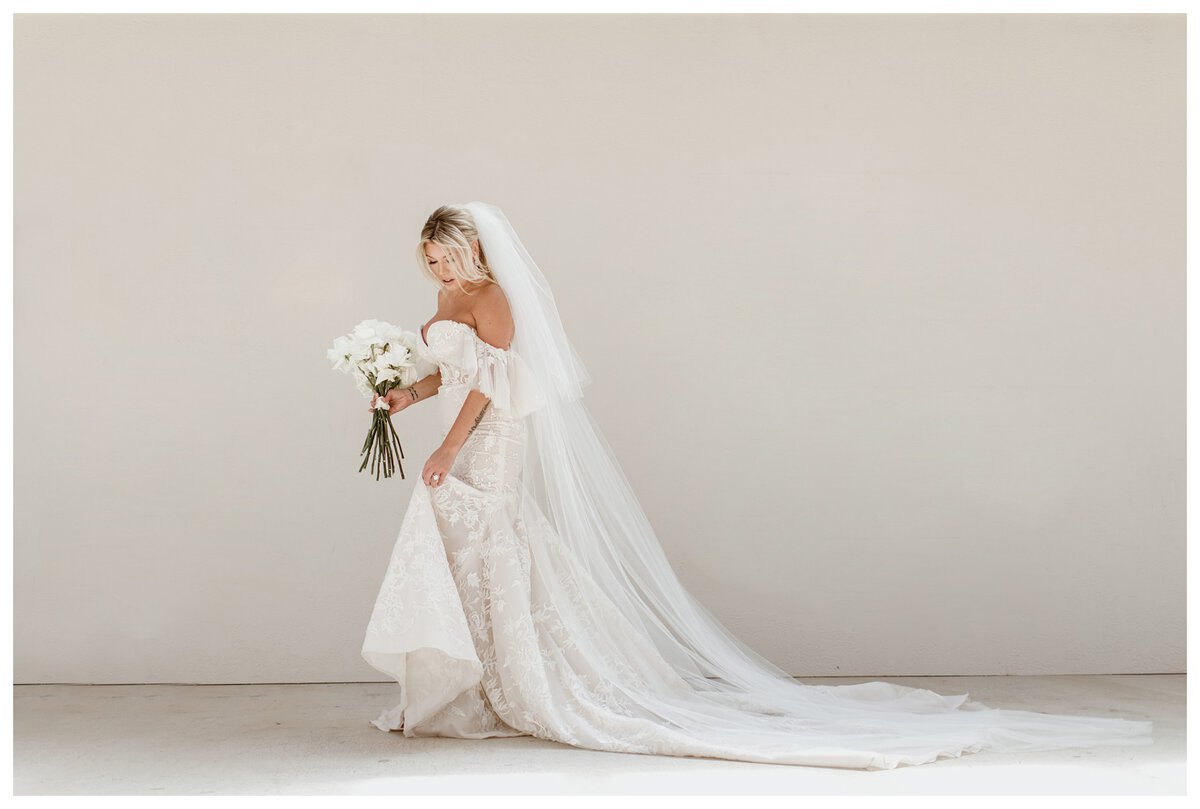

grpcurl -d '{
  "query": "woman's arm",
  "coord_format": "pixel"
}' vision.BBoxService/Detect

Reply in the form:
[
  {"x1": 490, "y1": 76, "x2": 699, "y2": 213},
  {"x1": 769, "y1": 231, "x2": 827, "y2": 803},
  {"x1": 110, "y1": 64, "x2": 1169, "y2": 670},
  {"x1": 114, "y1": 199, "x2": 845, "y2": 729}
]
[
  {"x1": 423, "y1": 286, "x2": 515, "y2": 487},
  {"x1": 370, "y1": 369, "x2": 441, "y2": 414},
  {"x1": 439, "y1": 388, "x2": 493, "y2": 455},
  {"x1": 422, "y1": 382, "x2": 493, "y2": 488},
  {"x1": 401, "y1": 370, "x2": 443, "y2": 407}
]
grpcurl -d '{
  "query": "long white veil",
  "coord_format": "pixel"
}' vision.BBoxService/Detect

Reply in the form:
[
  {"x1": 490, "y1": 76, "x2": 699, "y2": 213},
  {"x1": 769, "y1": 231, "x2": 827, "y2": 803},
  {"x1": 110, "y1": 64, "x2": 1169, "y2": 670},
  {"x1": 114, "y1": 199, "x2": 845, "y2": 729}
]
[
  {"x1": 469, "y1": 200, "x2": 775, "y2": 687},
  {"x1": 462, "y1": 201, "x2": 1152, "y2": 767}
]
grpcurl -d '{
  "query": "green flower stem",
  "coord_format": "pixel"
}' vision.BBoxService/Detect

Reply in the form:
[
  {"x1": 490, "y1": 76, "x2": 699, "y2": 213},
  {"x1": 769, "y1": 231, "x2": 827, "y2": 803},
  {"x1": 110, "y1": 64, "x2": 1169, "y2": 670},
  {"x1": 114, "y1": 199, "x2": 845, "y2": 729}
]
[{"x1": 356, "y1": 383, "x2": 410, "y2": 481}]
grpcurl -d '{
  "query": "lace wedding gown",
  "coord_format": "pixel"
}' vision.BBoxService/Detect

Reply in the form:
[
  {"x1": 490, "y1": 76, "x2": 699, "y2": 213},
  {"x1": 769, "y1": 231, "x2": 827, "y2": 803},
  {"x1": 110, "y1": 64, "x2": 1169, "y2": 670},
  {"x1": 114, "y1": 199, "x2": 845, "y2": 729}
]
[{"x1": 360, "y1": 319, "x2": 1154, "y2": 770}]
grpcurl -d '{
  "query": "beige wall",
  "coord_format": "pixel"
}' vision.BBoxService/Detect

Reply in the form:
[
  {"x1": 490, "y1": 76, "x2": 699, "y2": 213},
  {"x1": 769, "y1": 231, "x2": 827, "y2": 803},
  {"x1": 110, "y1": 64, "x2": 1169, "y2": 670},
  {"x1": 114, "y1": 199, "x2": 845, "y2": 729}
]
[{"x1": 14, "y1": 14, "x2": 1184, "y2": 683}]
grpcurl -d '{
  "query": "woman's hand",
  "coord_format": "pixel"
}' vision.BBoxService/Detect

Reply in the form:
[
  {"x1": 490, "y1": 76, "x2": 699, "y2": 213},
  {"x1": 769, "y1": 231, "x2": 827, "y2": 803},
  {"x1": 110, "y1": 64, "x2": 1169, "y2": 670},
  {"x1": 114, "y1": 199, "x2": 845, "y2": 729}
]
[
  {"x1": 369, "y1": 388, "x2": 415, "y2": 415},
  {"x1": 423, "y1": 442, "x2": 460, "y2": 488}
]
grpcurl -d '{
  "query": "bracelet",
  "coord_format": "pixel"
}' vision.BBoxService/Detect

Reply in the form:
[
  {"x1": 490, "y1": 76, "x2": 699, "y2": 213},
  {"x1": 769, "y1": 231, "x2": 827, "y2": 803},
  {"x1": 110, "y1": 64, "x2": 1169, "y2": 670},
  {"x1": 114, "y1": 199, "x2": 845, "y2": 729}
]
[{"x1": 409, "y1": 387, "x2": 419, "y2": 402}]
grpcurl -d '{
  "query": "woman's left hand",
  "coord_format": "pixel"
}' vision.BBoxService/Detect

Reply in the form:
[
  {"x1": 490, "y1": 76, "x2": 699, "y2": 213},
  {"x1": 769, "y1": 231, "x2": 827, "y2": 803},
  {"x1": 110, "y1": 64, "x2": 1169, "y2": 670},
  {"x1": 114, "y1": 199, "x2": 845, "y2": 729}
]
[{"x1": 423, "y1": 443, "x2": 459, "y2": 488}]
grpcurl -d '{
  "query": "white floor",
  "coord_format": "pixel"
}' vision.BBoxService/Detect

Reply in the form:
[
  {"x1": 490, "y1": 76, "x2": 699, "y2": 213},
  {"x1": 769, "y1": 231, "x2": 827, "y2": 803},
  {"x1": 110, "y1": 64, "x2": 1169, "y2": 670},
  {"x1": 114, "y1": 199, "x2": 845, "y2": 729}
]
[{"x1": 13, "y1": 674, "x2": 1184, "y2": 795}]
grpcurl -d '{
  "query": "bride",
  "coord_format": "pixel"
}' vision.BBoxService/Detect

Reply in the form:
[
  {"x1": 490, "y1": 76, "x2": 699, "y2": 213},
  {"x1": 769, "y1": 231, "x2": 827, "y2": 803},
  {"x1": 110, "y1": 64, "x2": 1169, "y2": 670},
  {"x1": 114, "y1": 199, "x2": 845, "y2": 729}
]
[{"x1": 359, "y1": 201, "x2": 1153, "y2": 770}]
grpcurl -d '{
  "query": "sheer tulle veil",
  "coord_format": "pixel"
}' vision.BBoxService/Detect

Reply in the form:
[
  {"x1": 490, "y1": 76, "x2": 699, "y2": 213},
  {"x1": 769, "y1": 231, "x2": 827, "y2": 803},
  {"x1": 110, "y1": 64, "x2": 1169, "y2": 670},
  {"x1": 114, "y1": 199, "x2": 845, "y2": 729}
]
[
  {"x1": 467, "y1": 200, "x2": 800, "y2": 692},
  {"x1": 460, "y1": 200, "x2": 1152, "y2": 766}
]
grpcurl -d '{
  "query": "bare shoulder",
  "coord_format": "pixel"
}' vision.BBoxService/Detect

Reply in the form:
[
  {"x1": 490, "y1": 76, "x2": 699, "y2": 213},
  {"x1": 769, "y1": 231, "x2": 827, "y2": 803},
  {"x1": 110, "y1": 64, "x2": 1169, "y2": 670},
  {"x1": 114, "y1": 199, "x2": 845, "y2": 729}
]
[{"x1": 472, "y1": 283, "x2": 515, "y2": 350}]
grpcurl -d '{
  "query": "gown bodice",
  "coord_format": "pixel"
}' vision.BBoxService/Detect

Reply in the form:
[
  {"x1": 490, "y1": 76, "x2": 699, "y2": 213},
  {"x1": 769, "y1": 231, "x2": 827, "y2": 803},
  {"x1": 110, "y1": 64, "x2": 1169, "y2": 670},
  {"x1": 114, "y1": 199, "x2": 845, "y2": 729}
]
[{"x1": 416, "y1": 319, "x2": 547, "y2": 438}]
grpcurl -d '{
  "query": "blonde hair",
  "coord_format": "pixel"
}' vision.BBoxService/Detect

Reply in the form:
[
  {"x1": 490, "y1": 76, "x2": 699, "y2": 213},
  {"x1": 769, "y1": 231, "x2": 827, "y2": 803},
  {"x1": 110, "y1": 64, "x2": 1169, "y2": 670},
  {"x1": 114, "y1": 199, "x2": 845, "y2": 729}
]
[{"x1": 415, "y1": 205, "x2": 495, "y2": 295}]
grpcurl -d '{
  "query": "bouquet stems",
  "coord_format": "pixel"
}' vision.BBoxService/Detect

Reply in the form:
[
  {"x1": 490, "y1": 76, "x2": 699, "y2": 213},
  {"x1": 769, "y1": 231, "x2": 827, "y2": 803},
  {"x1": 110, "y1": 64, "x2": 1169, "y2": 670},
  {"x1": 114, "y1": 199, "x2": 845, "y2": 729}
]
[{"x1": 358, "y1": 393, "x2": 407, "y2": 480}]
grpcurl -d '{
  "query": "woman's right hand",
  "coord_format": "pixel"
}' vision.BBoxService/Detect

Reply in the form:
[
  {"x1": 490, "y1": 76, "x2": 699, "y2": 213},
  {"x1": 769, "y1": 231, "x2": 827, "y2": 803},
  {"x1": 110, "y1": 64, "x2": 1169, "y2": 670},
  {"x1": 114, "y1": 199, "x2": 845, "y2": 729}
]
[{"x1": 369, "y1": 388, "x2": 414, "y2": 415}]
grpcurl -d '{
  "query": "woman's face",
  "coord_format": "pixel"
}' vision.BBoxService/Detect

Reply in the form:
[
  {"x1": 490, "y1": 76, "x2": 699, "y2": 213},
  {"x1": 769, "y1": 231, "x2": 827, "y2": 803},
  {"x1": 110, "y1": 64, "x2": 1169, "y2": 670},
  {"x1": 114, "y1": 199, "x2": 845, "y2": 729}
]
[
  {"x1": 423, "y1": 242, "x2": 458, "y2": 287},
  {"x1": 424, "y1": 240, "x2": 481, "y2": 290}
]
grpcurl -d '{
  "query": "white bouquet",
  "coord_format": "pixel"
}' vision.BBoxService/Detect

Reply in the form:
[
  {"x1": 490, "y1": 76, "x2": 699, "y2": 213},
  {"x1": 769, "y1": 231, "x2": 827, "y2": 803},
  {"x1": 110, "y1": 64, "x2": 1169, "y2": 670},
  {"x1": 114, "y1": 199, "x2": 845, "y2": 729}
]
[{"x1": 327, "y1": 319, "x2": 425, "y2": 480}]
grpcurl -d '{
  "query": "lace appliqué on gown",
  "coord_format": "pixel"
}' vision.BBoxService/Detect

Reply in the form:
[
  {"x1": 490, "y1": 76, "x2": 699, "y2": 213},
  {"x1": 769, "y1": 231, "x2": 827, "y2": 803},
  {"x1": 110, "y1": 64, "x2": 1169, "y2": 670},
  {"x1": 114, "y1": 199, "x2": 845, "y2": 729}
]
[
  {"x1": 362, "y1": 321, "x2": 698, "y2": 751},
  {"x1": 361, "y1": 320, "x2": 1154, "y2": 769}
]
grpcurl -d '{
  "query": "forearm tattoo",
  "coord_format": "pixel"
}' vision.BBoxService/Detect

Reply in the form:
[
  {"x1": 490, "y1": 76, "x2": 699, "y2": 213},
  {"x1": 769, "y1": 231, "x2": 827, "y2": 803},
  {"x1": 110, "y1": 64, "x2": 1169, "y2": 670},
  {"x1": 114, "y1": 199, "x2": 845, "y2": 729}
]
[{"x1": 465, "y1": 401, "x2": 490, "y2": 437}]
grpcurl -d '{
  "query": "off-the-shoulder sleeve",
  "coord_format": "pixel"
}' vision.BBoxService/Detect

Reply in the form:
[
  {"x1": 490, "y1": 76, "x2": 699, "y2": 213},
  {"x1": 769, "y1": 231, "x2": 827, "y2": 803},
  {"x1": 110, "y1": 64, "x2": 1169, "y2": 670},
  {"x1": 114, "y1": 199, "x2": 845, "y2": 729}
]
[
  {"x1": 412, "y1": 352, "x2": 440, "y2": 380},
  {"x1": 458, "y1": 335, "x2": 548, "y2": 418},
  {"x1": 408, "y1": 331, "x2": 440, "y2": 380}
]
